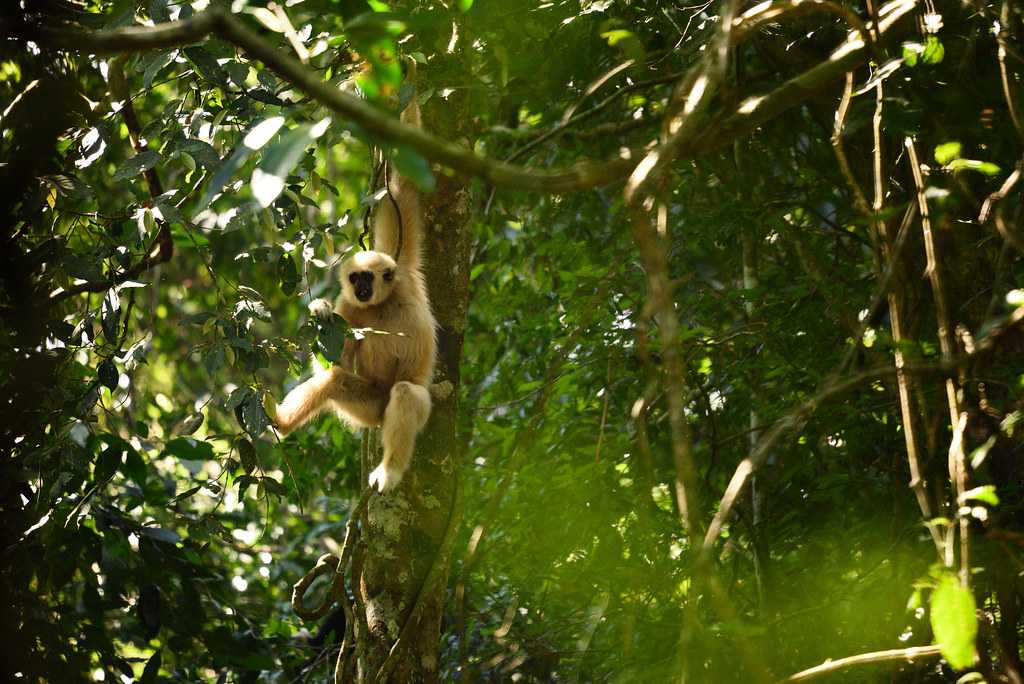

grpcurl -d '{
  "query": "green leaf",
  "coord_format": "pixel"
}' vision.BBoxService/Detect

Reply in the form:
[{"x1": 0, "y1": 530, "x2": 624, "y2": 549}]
[
  {"x1": 178, "y1": 139, "x2": 221, "y2": 168},
  {"x1": 112, "y1": 150, "x2": 160, "y2": 181},
  {"x1": 392, "y1": 145, "x2": 435, "y2": 192},
  {"x1": 251, "y1": 119, "x2": 330, "y2": 207},
  {"x1": 140, "y1": 526, "x2": 181, "y2": 544},
  {"x1": 945, "y1": 159, "x2": 1001, "y2": 176},
  {"x1": 241, "y1": 391, "x2": 269, "y2": 436},
  {"x1": 95, "y1": 441, "x2": 124, "y2": 482},
  {"x1": 458, "y1": 0, "x2": 474, "y2": 10},
  {"x1": 317, "y1": 314, "x2": 348, "y2": 362},
  {"x1": 148, "y1": 0, "x2": 170, "y2": 22},
  {"x1": 169, "y1": 485, "x2": 202, "y2": 503},
  {"x1": 122, "y1": 446, "x2": 147, "y2": 488},
  {"x1": 98, "y1": 359, "x2": 118, "y2": 390},
  {"x1": 922, "y1": 36, "x2": 945, "y2": 65},
  {"x1": 261, "y1": 476, "x2": 286, "y2": 496},
  {"x1": 195, "y1": 147, "x2": 250, "y2": 211},
  {"x1": 903, "y1": 44, "x2": 919, "y2": 67},
  {"x1": 930, "y1": 573, "x2": 977, "y2": 670},
  {"x1": 140, "y1": 650, "x2": 162, "y2": 684},
  {"x1": 44, "y1": 173, "x2": 94, "y2": 200},
  {"x1": 204, "y1": 345, "x2": 226, "y2": 375},
  {"x1": 142, "y1": 50, "x2": 175, "y2": 88},
  {"x1": 163, "y1": 437, "x2": 215, "y2": 461},
  {"x1": 277, "y1": 252, "x2": 299, "y2": 295},
  {"x1": 600, "y1": 29, "x2": 645, "y2": 62},
  {"x1": 236, "y1": 474, "x2": 258, "y2": 495},
  {"x1": 960, "y1": 485, "x2": 999, "y2": 506},
  {"x1": 194, "y1": 116, "x2": 290, "y2": 211},
  {"x1": 236, "y1": 437, "x2": 257, "y2": 474},
  {"x1": 64, "y1": 255, "x2": 105, "y2": 283},
  {"x1": 101, "y1": 288, "x2": 121, "y2": 342},
  {"x1": 183, "y1": 46, "x2": 229, "y2": 87},
  {"x1": 934, "y1": 142, "x2": 961, "y2": 165}
]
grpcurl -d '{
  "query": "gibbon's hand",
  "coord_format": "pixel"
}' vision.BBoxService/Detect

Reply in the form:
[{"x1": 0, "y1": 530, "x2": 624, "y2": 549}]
[
  {"x1": 368, "y1": 462, "x2": 403, "y2": 493},
  {"x1": 308, "y1": 298, "x2": 334, "y2": 320}
]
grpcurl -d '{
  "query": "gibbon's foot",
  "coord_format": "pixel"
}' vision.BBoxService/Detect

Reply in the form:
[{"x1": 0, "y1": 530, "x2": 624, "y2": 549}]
[
  {"x1": 368, "y1": 462, "x2": 404, "y2": 493},
  {"x1": 308, "y1": 298, "x2": 334, "y2": 320}
]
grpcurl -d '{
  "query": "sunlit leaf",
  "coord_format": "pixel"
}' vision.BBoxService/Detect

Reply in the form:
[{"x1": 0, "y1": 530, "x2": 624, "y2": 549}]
[
  {"x1": 251, "y1": 119, "x2": 330, "y2": 207},
  {"x1": 945, "y1": 159, "x2": 1000, "y2": 176},
  {"x1": 934, "y1": 141, "x2": 961, "y2": 165},
  {"x1": 930, "y1": 573, "x2": 977, "y2": 670},
  {"x1": 922, "y1": 36, "x2": 945, "y2": 65},
  {"x1": 960, "y1": 485, "x2": 999, "y2": 506}
]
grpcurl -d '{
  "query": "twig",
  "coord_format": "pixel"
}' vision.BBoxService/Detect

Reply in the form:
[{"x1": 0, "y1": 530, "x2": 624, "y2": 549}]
[
  {"x1": 291, "y1": 488, "x2": 371, "y2": 621},
  {"x1": 906, "y1": 137, "x2": 968, "y2": 576},
  {"x1": 999, "y1": 0, "x2": 1024, "y2": 141},
  {"x1": 625, "y1": 0, "x2": 736, "y2": 203},
  {"x1": 782, "y1": 645, "x2": 942, "y2": 681},
  {"x1": 979, "y1": 162, "x2": 1024, "y2": 256},
  {"x1": 905, "y1": 137, "x2": 961, "y2": 425}
]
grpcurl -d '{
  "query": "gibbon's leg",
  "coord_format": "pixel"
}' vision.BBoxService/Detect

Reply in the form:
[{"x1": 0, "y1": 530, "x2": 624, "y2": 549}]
[
  {"x1": 368, "y1": 381, "x2": 431, "y2": 493},
  {"x1": 274, "y1": 366, "x2": 387, "y2": 436}
]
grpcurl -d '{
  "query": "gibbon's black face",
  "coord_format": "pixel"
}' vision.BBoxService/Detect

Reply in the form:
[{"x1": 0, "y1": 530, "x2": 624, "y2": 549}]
[
  {"x1": 348, "y1": 270, "x2": 394, "y2": 302},
  {"x1": 341, "y1": 251, "x2": 398, "y2": 307}
]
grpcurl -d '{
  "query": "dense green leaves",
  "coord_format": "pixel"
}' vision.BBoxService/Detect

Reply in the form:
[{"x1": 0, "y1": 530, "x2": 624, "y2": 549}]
[{"x1": 4, "y1": 1, "x2": 1024, "y2": 683}]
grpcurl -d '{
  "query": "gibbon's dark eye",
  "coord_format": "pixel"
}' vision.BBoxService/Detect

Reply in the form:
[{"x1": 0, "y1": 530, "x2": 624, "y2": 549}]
[
  {"x1": 383, "y1": 270, "x2": 394, "y2": 282},
  {"x1": 349, "y1": 273, "x2": 358, "y2": 284}
]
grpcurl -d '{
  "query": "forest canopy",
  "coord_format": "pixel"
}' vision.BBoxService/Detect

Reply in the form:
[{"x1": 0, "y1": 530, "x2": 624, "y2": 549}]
[{"x1": 1, "y1": 0, "x2": 1023, "y2": 682}]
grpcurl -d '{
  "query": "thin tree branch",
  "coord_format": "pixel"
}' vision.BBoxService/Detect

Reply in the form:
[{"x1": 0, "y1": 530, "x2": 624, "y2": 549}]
[{"x1": 783, "y1": 645, "x2": 942, "y2": 682}]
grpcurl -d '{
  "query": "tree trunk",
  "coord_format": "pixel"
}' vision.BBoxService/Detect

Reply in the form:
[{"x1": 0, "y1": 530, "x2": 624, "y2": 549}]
[{"x1": 357, "y1": 92, "x2": 475, "y2": 682}]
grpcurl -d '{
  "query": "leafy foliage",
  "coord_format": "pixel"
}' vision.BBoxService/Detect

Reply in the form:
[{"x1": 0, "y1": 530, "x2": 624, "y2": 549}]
[{"x1": 2, "y1": 0, "x2": 1024, "y2": 683}]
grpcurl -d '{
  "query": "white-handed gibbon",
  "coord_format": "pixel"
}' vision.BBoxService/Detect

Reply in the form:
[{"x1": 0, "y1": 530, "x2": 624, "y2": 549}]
[{"x1": 272, "y1": 97, "x2": 437, "y2": 494}]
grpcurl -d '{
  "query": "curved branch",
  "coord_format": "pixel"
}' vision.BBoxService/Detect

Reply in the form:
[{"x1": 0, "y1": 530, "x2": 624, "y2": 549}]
[
  {"x1": 783, "y1": 645, "x2": 942, "y2": 682},
  {"x1": 10, "y1": 0, "x2": 917, "y2": 194}
]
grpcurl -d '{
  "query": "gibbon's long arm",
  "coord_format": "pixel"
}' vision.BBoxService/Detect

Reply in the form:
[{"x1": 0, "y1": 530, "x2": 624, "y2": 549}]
[{"x1": 372, "y1": 97, "x2": 424, "y2": 277}]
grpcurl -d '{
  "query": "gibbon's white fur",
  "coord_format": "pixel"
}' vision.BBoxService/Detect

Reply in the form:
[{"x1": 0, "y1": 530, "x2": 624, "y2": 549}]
[{"x1": 273, "y1": 98, "x2": 437, "y2": 493}]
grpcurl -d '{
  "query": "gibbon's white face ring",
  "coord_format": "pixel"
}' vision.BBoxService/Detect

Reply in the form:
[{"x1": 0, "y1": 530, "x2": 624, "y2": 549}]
[{"x1": 341, "y1": 250, "x2": 399, "y2": 308}]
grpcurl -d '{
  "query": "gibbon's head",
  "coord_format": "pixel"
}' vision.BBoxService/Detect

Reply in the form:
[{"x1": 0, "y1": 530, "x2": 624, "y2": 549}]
[{"x1": 340, "y1": 251, "x2": 399, "y2": 307}]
